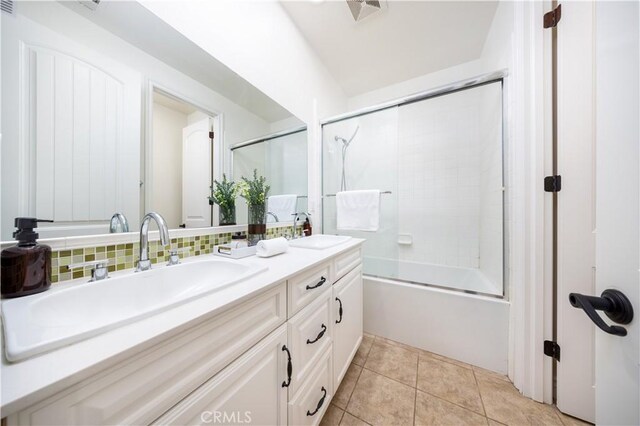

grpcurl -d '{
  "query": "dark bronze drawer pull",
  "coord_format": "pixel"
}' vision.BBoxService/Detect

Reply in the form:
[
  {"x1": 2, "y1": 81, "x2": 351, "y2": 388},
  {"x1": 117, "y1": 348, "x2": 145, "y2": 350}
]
[
  {"x1": 306, "y1": 324, "x2": 327, "y2": 344},
  {"x1": 306, "y1": 276, "x2": 326, "y2": 290},
  {"x1": 281, "y1": 345, "x2": 292, "y2": 387},
  {"x1": 306, "y1": 386, "x2": 327, "y2": 417},
  {"x1": 335, "y1": 297, "x2": 343, "y2": 324}
]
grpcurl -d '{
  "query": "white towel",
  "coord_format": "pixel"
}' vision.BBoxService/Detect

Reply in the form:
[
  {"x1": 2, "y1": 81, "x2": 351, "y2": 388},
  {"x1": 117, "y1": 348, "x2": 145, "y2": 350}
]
[
  {"x1": 336, "y1": 190, "x2": 380, "y2": 232},
  {"x1": 256, "y1": 237, "x2": 289, "y2": 257},
  {"x1": 267, "y1": 194, "x2": 298, "y2": 223}
]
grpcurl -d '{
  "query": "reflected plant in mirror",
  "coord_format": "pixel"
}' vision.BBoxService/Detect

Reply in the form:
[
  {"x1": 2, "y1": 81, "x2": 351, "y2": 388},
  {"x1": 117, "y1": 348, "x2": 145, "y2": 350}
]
[
  {"x1": 230, "y1": 127, "x2": 308, "y2": 225},
  {"x1": 240, "y1": 170, "x2": 270, "y2": 246},
  {"x1": 208, "y1": 174, "x2": 239, "y2": 226}
]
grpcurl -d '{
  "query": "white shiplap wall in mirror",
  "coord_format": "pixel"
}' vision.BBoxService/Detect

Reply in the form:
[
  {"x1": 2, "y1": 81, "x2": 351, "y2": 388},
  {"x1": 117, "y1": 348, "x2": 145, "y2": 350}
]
[
  {"x1": 22, "y1": 43, "x2": 141, "y2": 231},
  {"x1": 27, "y1": 45, "x2": 128, "y2": 223}
]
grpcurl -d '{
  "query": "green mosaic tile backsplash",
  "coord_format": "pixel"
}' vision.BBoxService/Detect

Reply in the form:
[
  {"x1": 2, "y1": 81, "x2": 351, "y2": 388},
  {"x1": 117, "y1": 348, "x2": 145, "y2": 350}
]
[{"x1": 52, "y1": 225, "x2": 303, "y2": 284}]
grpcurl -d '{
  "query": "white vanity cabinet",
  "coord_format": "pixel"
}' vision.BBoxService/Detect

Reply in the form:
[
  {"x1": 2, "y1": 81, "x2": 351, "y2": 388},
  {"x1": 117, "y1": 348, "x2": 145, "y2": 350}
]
[
  {"x1": 6, "y1": 284, "x2": 288, "y2": 426},
  {"x1": 332, "y1": 264, "x2": 363, "y2": 385},
  {"x1": 153, "y1": 324, "x2": 289, "y2": 426},
  {"x1": 4, "y1": 243, "x2": 363, "y2": 426}
]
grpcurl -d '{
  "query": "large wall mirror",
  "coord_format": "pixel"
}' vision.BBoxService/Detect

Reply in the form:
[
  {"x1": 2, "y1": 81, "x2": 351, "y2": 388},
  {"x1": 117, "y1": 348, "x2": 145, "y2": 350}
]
[{"x1": 0, "y1": 1, "x2": 306, "y2": 240}]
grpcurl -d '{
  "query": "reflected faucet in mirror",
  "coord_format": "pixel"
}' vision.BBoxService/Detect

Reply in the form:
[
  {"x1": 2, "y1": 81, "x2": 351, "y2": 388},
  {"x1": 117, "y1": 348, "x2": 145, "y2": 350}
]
[
  {"x1": 109, "y1": 213, "x2": 129, "y2": 233},
  {"x1": 291, "y1": 212, "x2": 309, "y2": 240},
  {"x1": 266, "y1": 212, "x2": 279, "y2": 222},
  {"x1": 136, "y1": 212, "x2": 170, "y2": 272}
]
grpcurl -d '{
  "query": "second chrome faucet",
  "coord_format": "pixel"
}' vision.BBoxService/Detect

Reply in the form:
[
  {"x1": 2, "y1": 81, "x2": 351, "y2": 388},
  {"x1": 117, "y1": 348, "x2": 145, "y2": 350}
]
[{"x1": 136, "y1": 212, "x2": 170, "y2": 272}]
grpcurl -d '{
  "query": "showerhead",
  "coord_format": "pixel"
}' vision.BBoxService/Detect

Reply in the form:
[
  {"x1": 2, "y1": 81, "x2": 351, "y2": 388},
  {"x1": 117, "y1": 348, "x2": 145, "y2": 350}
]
[{"x1": 335, "y1": 126, "x2": 359, "y2": 148}]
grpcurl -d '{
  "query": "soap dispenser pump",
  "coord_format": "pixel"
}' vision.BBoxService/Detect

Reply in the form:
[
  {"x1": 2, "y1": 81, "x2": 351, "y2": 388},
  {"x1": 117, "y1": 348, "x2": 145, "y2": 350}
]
[{"x1": 1, "y1": 218, "x2": 54, "y2": 298}]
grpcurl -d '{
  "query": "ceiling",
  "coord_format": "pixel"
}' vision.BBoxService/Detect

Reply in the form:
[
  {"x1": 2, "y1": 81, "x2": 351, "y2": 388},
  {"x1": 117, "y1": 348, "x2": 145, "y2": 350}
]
[
  {"x1": 281, "y1": 1, "x2": 498, "y2": 97},
  {"x1": 50, "y1": 1, "x2": 294, "y2": 123},
  {"x1": 153, "y1": 91, "x2": 198, "y2": 116}
]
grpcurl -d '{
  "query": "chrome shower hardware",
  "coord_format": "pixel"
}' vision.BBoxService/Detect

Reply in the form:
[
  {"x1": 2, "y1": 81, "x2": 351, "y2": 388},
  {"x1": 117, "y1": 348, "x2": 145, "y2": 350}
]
[{"x1": 335, "y1": 125, "x2": 359, "y2": 191}]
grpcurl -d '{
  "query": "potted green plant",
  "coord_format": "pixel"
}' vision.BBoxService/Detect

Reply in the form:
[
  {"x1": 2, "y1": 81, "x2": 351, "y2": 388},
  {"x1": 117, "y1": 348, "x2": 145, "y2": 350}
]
[
  {"x1": 239, "y1": 169, "x2": 270, "y2": 246},
  {"x1": 208, "y1": 174, "x2": 239, "y2": 226}
]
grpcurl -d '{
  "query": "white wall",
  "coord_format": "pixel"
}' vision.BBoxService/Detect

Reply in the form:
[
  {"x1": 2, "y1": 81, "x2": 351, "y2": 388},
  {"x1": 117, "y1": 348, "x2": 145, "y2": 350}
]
[
  {"x1": 346, "y1": 2, "x2": 514, "y2": 112},
  {"x1": 347, "y1": 59, "x2": 484, "y2": 111},
  {"x1": 151, "y1": 102, "x2": 188, "y2": 228},
  {"x1": 269, "y1": 116, "x2": 305, "y2": 133},
  {"x1": 139, "y1": 1, "x2": 346, "y2": 123}
]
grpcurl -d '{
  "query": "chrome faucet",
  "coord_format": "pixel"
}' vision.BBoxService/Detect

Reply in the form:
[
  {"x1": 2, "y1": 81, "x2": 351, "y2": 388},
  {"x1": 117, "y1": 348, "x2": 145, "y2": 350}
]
[
  {"x1": 266, "y1": 211, "x2": 279, "y2": 222},
  {"x1": 109, "y1": 212, "x2": 129, "y2": 233},
  {"x1": 136, "y1": 212, "x2": 170, "y2": 272}
]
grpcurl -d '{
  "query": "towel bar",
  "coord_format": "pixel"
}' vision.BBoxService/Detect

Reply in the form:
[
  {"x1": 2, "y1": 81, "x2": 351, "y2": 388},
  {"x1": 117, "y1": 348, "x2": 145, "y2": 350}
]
[{"x1": 324, "y1": 191, "x2": 392, "y2": 198}]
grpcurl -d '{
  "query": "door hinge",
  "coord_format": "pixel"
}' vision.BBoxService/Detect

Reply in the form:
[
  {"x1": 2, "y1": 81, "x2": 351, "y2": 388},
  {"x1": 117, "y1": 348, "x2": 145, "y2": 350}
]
[
  {"x1": 544, "y1": 175, "x2": 562, "y2": 192},
  {"x1": 543, "y1": 4, "x2": 562, "y2": 28},
  {"x1": 544, "y1": 340, "x2": 561, "y2": 361},
  {"x1": 209, "y1": 131, "x2": 214, "y2": 139}
]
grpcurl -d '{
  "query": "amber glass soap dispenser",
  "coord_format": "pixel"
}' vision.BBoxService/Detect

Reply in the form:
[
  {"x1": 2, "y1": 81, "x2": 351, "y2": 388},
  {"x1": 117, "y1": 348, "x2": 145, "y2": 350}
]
[{"x1": 1, "y1": 217, "x2": 53, "y2": 298}]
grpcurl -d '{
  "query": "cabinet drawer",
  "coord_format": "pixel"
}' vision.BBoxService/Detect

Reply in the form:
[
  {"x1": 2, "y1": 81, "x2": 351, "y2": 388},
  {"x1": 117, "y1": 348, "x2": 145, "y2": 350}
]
[
  {"x1": 288, "y1": 346, "x2": 333, "y2": 426},
  {"x1": 333, "y1": 247, "x2": 362, "y2": 283},
  {"x1": 152, "y1": 324, "x2": 288, "y2": 426},
  {"x1": 288, "y1": 262, "x2": 332, "y2": 317},
  {"x1": 10, "y1": 283, "x2": 287, "y2": 426},
  {"x1": 287, "y1": 288, "x2": 332, "y2": 396}
]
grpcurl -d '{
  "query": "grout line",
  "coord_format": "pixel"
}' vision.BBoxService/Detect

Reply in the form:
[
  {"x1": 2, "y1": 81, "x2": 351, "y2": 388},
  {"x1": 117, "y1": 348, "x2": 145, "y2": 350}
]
[
  {"x1": 342, "y1": 411, "x2": 372, "y2": 426},
  {"x1": 334, "y1": 404, "x2": 345, "y2": 425},
  {"x1": 416, "y1": 387, "x2": 487, "y2": 419},
  {"x1": 343, "y1": 363, "x2": 364, "y2": 410},
  {"x1": 345, "y1": 411, "x2": 371, "y2": 426},
  {"x1": 376, "y1": 334, "x2": 475, "y2": 372},
  {"x1": 361, "y1": 366, "x2": 416, "y2": 389},
  {"x1": 421, "y1": 351, "x2": 473, "y2": 371},
  {"x1": 412, "y1": 384, "x2": 418, "y2": 426},
  {"x1": 472, "y1": 367, "x2": 488, "y2": 417}
]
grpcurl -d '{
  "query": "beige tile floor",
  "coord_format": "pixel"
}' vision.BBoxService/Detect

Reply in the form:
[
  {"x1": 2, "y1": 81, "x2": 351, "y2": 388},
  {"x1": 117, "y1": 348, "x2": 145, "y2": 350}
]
[{"x1": 320, "y1": 334, "x2": 591, "y2": 426}]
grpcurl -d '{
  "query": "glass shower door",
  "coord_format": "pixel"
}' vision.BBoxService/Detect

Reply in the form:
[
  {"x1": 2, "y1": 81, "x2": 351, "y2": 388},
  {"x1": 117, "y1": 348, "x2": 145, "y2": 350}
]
[
  {"x1": 322, "y1": 107, "x2": 400, "y2": 278},
  {"x1": 322, "y1": 81, "x2": 504, "y2": 297}
]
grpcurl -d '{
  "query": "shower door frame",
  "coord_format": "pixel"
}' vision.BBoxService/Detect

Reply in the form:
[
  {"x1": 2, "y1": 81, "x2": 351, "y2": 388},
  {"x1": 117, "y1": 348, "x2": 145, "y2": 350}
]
[{"x1": 320, "y1": 70, "x2": 510, "y2": 299}]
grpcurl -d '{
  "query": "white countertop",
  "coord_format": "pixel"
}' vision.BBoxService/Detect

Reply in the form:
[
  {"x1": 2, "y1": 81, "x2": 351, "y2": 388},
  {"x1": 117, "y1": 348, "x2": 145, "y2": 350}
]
[{"x1": 0, "y1": 238, "x2": 364, "y2": 416}]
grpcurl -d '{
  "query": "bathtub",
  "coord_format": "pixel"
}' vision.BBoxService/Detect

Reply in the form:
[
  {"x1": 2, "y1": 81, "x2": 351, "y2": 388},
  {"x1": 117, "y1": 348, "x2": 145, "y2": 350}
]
[
  {"x1": 363, "y1": 257, "x2": 503, "y2": 297},
  {"x1": 362, "y1": 258, "x2": 509, "y2": 374}
]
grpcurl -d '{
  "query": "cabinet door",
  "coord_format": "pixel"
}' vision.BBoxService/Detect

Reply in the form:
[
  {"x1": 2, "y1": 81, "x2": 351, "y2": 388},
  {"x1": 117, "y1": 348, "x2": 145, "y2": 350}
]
[
  {"x1": 332, "y1": 265, "x2": 363, "y2": 385},
  {"x1": 153, "y1": 324, "x2": 288, "y2": 426}
]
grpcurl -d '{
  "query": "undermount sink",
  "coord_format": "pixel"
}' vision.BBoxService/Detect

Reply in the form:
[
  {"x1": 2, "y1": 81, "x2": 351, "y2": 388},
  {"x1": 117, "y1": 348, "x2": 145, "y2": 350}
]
[
  {"x1": 289, "y1": 234, "x2": 352, "y2": 250},
  {"x1": 2, "y1": 258, "x2": 267, "y2": 362}
]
